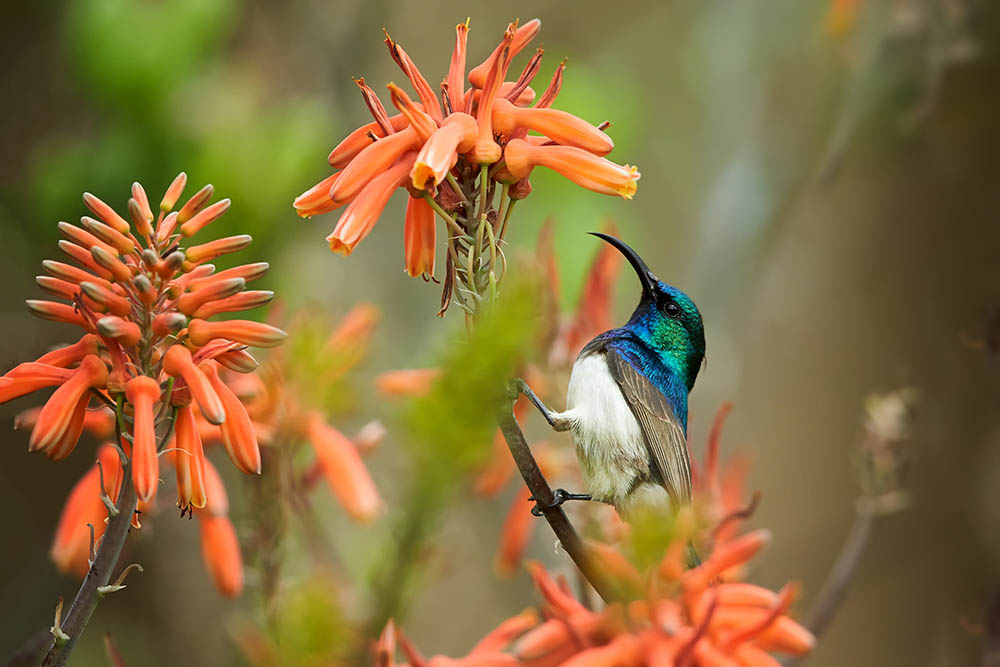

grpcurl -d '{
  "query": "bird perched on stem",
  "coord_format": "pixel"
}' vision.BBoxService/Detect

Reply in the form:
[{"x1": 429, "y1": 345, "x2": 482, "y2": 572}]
[{"x1": 518, "y1": 233, "x2": 705, "y2": 519}]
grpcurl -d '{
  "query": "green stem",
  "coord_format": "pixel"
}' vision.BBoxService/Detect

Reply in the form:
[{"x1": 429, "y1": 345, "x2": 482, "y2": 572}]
[{"x1": 423, "y1": 194, "x2": 466, "y2": 238}]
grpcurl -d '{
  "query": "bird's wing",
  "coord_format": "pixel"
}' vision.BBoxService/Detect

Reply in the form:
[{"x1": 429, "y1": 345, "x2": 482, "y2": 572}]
[{"x1": 606, "y1": 350, "x2": 693, "y2": 506}]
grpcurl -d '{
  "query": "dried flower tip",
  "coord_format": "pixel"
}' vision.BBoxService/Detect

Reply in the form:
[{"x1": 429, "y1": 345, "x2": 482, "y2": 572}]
[
  {"x1": 82, "y1": 192, "x2": 130, "y2": 234},
  {"x1": 180, "y1": 198, "x2": 231, "y2": 237},
  {"x1": 160, "y1": 172, "x2": 188, "y2": 212},
  {"x1": 184, "y1": 235, "x2": 253, "y2": 266},
  {"x1": 177, "y1": 184, "x2": 215, "y2": 223},
  {"x1": 79, "y1": 216, "x2": 136, "y2": 254},
  {"x1": 187, "y1": 318, "x2": 287, "y2": 349},
  {"x1": 162, "y1": 345, "x2": 226, "y2": 425}
]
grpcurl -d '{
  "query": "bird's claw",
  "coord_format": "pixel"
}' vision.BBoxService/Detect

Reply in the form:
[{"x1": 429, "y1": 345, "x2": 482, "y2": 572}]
[{"x1": 529, "y1": 488, "x2": 592, "y2": 516}]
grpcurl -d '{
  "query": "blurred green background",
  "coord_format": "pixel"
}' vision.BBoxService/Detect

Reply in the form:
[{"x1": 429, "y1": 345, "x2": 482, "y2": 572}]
[{"x1": 1, "y1": 0, "x2": 999, "y2": 665}]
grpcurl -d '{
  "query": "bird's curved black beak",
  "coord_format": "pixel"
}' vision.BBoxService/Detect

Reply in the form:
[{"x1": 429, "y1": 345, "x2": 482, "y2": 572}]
[{"x1": 589, "y1": 232, "x2": 658, "y2": 299}]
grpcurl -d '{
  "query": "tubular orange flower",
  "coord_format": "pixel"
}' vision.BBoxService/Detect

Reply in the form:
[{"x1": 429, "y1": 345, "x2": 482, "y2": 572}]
[
  {"x1": 327, "y1": 154, "x2": 416, "y2": 255},
  {"x1": 329, "y1": 127, "x2": 420, "y2": 204},
  {"x1": 503, "y1": 138, "x2": 640, "y2": 199},
  {"x1": 198, "y1": 515, "x2": 244, "y2": 597},
  {"x1": 496, "y1": 485, "x2": 534, "y2": 576},
  {"x1": 162, "y1": 345, "x2": 226, "y2": 425},
  {"x1": 306, "y1": 413, "x2": 384, "y2": 522},
  {"x1": 403, "y1": 196, "x2": 436, "y2": 277},
  {"x1": 467, "y1": 18, "x2": 541, "y2": 89},
  {"x1": 387, "y1": 83, "x2": 437, "y2": 142},
  {"x1": 492, "y1": 98, "x2": 614, "y2": 155},
  {"x1": 125, "y1": 376, "x2": 161, "y2": 502},
  {"x1": 327, "y1": 114, "x2": 410, "y2": 168},
  {"x1": 173, "y1": 404, "x2": 207, "y2": 509},
  {"x1": 29, "y1": 355, "x2": 107, "y2": 454},
  {"x1": 203, "y1": 361, "x2": 261, "y2": 474},
  {"x1": 411, "y1": 113, "x2": 478, "y2": 191},
  {"x1": 187, "y1": 318, "x2": 288, "y2": 348},
  {"x1": 293, "y1": 172, "x2": 345, "y2": 219},
  {"x1": 179, "y1": 198, "x2": 231, "y2": 237}
]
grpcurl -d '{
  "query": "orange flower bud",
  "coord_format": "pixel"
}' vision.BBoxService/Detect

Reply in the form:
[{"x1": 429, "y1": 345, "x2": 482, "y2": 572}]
[
  {"x1": 128, "y1": 198, "x2": 153, "y2": 238},
  {"x1": 131, "y1": 182, "x2": 154, "y2": 225},
  {"x1": 329, "y1": 126, "x2": 420, "y2": 205},
  {"x1": 79, "y1": 216, "x2": 136, "y2": 254},
  {"x1": 175, "y1": 277, "x2": 246, "y2": 316},
  {"x1": 156, "y1": 211, "x2": 180, "y2": 241},
  {"x1": 29, "y1": 355, "x2": 108, "y2": 454},
  {"x1": 58, "y1": 221, "x2": 119, "y2": 257},
  {"x1": 403, "y1": 196, "x2": 436, "y2": 278},
  {"x1": 324, "y1": 302, "x2": 379, "y2": 366},
  {"x1": 59, "y1": 241, "x2": 114, "y2": 281},
  {"x1": 80, "y1": 282, "x2": 131, "y2": 317},
  {"x1": 152, "y1": 312, "x2": 187, "y2": 336},
  {"x1": 125, "y1": 376, "x2": 162, "y2": 502},
  {"x1": 25, "y1": 300, "x2": 91, "y2": 330},
  {"x1": 682, "y1": 530, "x2": 772, "y2": 594},
  {"x1": 468, "y1": 18, "x2": 541, "y2": 88},
  {"x1": 179, "y1": 198, "x2": 231, "y2": 237},
  {"x1": 90, "y1": 246, "x2": 133, "y2": 282},
  {"x1": 42, "y1": 259, "x2": 100, "y2": 286},
  {"x1": 174, "y1": 404, "x2": 208, "y2": 509},
  {"x1": 160, "y1": 172, "x2": 187, "y2": 212},
  {"x1": 51, "y1": 449, "x2": 117, "y2": 577},
  {"x1": 184, "y1": 235, "x2": 252, "y2": 266},
  {"x1": 469, "y1": 609, "x2": 538, "y2": 656},
  {"x1": 411, "y1": 112, "x2": 478, "y2": 191},
  {"x1": 327, "y1": 113, "x2": 410, "y2": 168},
  {"x1": 503, "y1": 139, "x2": 639, "y2": 199},
  {"x1": 188, "y1": 262, "x2": 269, "y2": 292},
  {"x1": 375, "y1": 368, "x2": 439, "y2": 397},
  {"x1": 187, "y1": 318, "x2": 288, "y2": 349},
  {"x1": 162, "y1": 345, "x2": 226, "y2": 425},
  {"x1": 200, "y1": 458, "x2": 229, "y2": 517},
  {"x1": 177, "y1": 184, "x2": 214, "y2": 223},
  {"x1": 492, "y1": 98, "x2": 613, "y2": 155},
  {"x1": 96, "y1": 316, "x2": 141, "y2": 347},
  {"x1": 45, "y1": 395, "x2": 89, "y2": 461},
  {"x1": 202, "y1": 362, "x2": 261, "y2": 474},
  {"x1": 306, "y1": 414, "x2": 383, "y2": 522},
  {"x1": 214, "y1": 347, "x2": 259, "y2": 374},
  {"x1": 193, "y1": 290, "x2": 273, "y2": 319},
  {"x1": 199, "y1": 515, "x2": 243, "y2": 597},
  {"x1": 327, "y1": 154, "x2": 415, "y2": 255},
  {"x1": 36, "y1": 276, "x2": 87, "y2": 304},
  {"x1": 82, "y1": 192, "x2": 130, "y2": 234}
]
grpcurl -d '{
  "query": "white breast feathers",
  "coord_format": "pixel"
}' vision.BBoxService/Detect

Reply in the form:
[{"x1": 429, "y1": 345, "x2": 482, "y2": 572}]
[{"x1": 560, "y1": 352, "x2": 651, "y2": 505}]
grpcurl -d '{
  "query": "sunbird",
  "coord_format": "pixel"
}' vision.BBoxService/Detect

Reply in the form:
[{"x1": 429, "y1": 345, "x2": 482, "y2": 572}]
[{"x1": 520, "y1": 233, "x2": 706, "y2": 518}]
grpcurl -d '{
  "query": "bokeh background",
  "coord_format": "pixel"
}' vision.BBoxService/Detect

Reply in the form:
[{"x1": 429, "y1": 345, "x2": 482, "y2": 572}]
[{"x1": 1, "y1": 0, "x2": 998, "y2": 665}]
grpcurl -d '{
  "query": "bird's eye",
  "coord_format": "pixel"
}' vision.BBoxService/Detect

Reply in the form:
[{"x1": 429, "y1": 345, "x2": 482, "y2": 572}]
[{"x1": 664, "y1": 302, "x2": 681, "y2": 319}]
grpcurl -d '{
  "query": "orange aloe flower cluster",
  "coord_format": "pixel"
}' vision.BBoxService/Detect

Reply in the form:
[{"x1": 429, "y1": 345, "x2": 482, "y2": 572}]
[
  {"x1": 294, "y1": 19, "x2": 639, "y2": 316},
  {"x1": 377, "y1": 530, "x2": 814, "y2": 667},
  {"x1": 1, "y1": 175, "x2": 286, "y2": 596},
  {"x1": 376, "y1": 431, "x2": 813, "y2": 666}
]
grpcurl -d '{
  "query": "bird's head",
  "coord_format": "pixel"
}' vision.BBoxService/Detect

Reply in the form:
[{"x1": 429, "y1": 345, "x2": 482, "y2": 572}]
[{"x1": 590, "y1": 233, "x2": 705, "y2": 390}]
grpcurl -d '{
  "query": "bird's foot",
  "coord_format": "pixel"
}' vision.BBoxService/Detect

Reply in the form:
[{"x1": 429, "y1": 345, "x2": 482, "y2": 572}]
[{"x1": 529, "y1": 489, "x2": 593, "y2": 516}]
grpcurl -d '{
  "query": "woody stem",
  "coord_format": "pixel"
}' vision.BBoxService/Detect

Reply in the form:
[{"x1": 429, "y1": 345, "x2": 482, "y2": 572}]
[
  {"x1": 41, "y1": 464, "x2": 137, "y2": 667},
  {"x1": 495, "y1": 389, "x2": 618, "y2": 604}
]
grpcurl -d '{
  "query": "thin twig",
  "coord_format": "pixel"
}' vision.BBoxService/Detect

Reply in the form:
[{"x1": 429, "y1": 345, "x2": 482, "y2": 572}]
[{"x1": 495, "y1": 392, "x2": 617, "y2": 604}]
